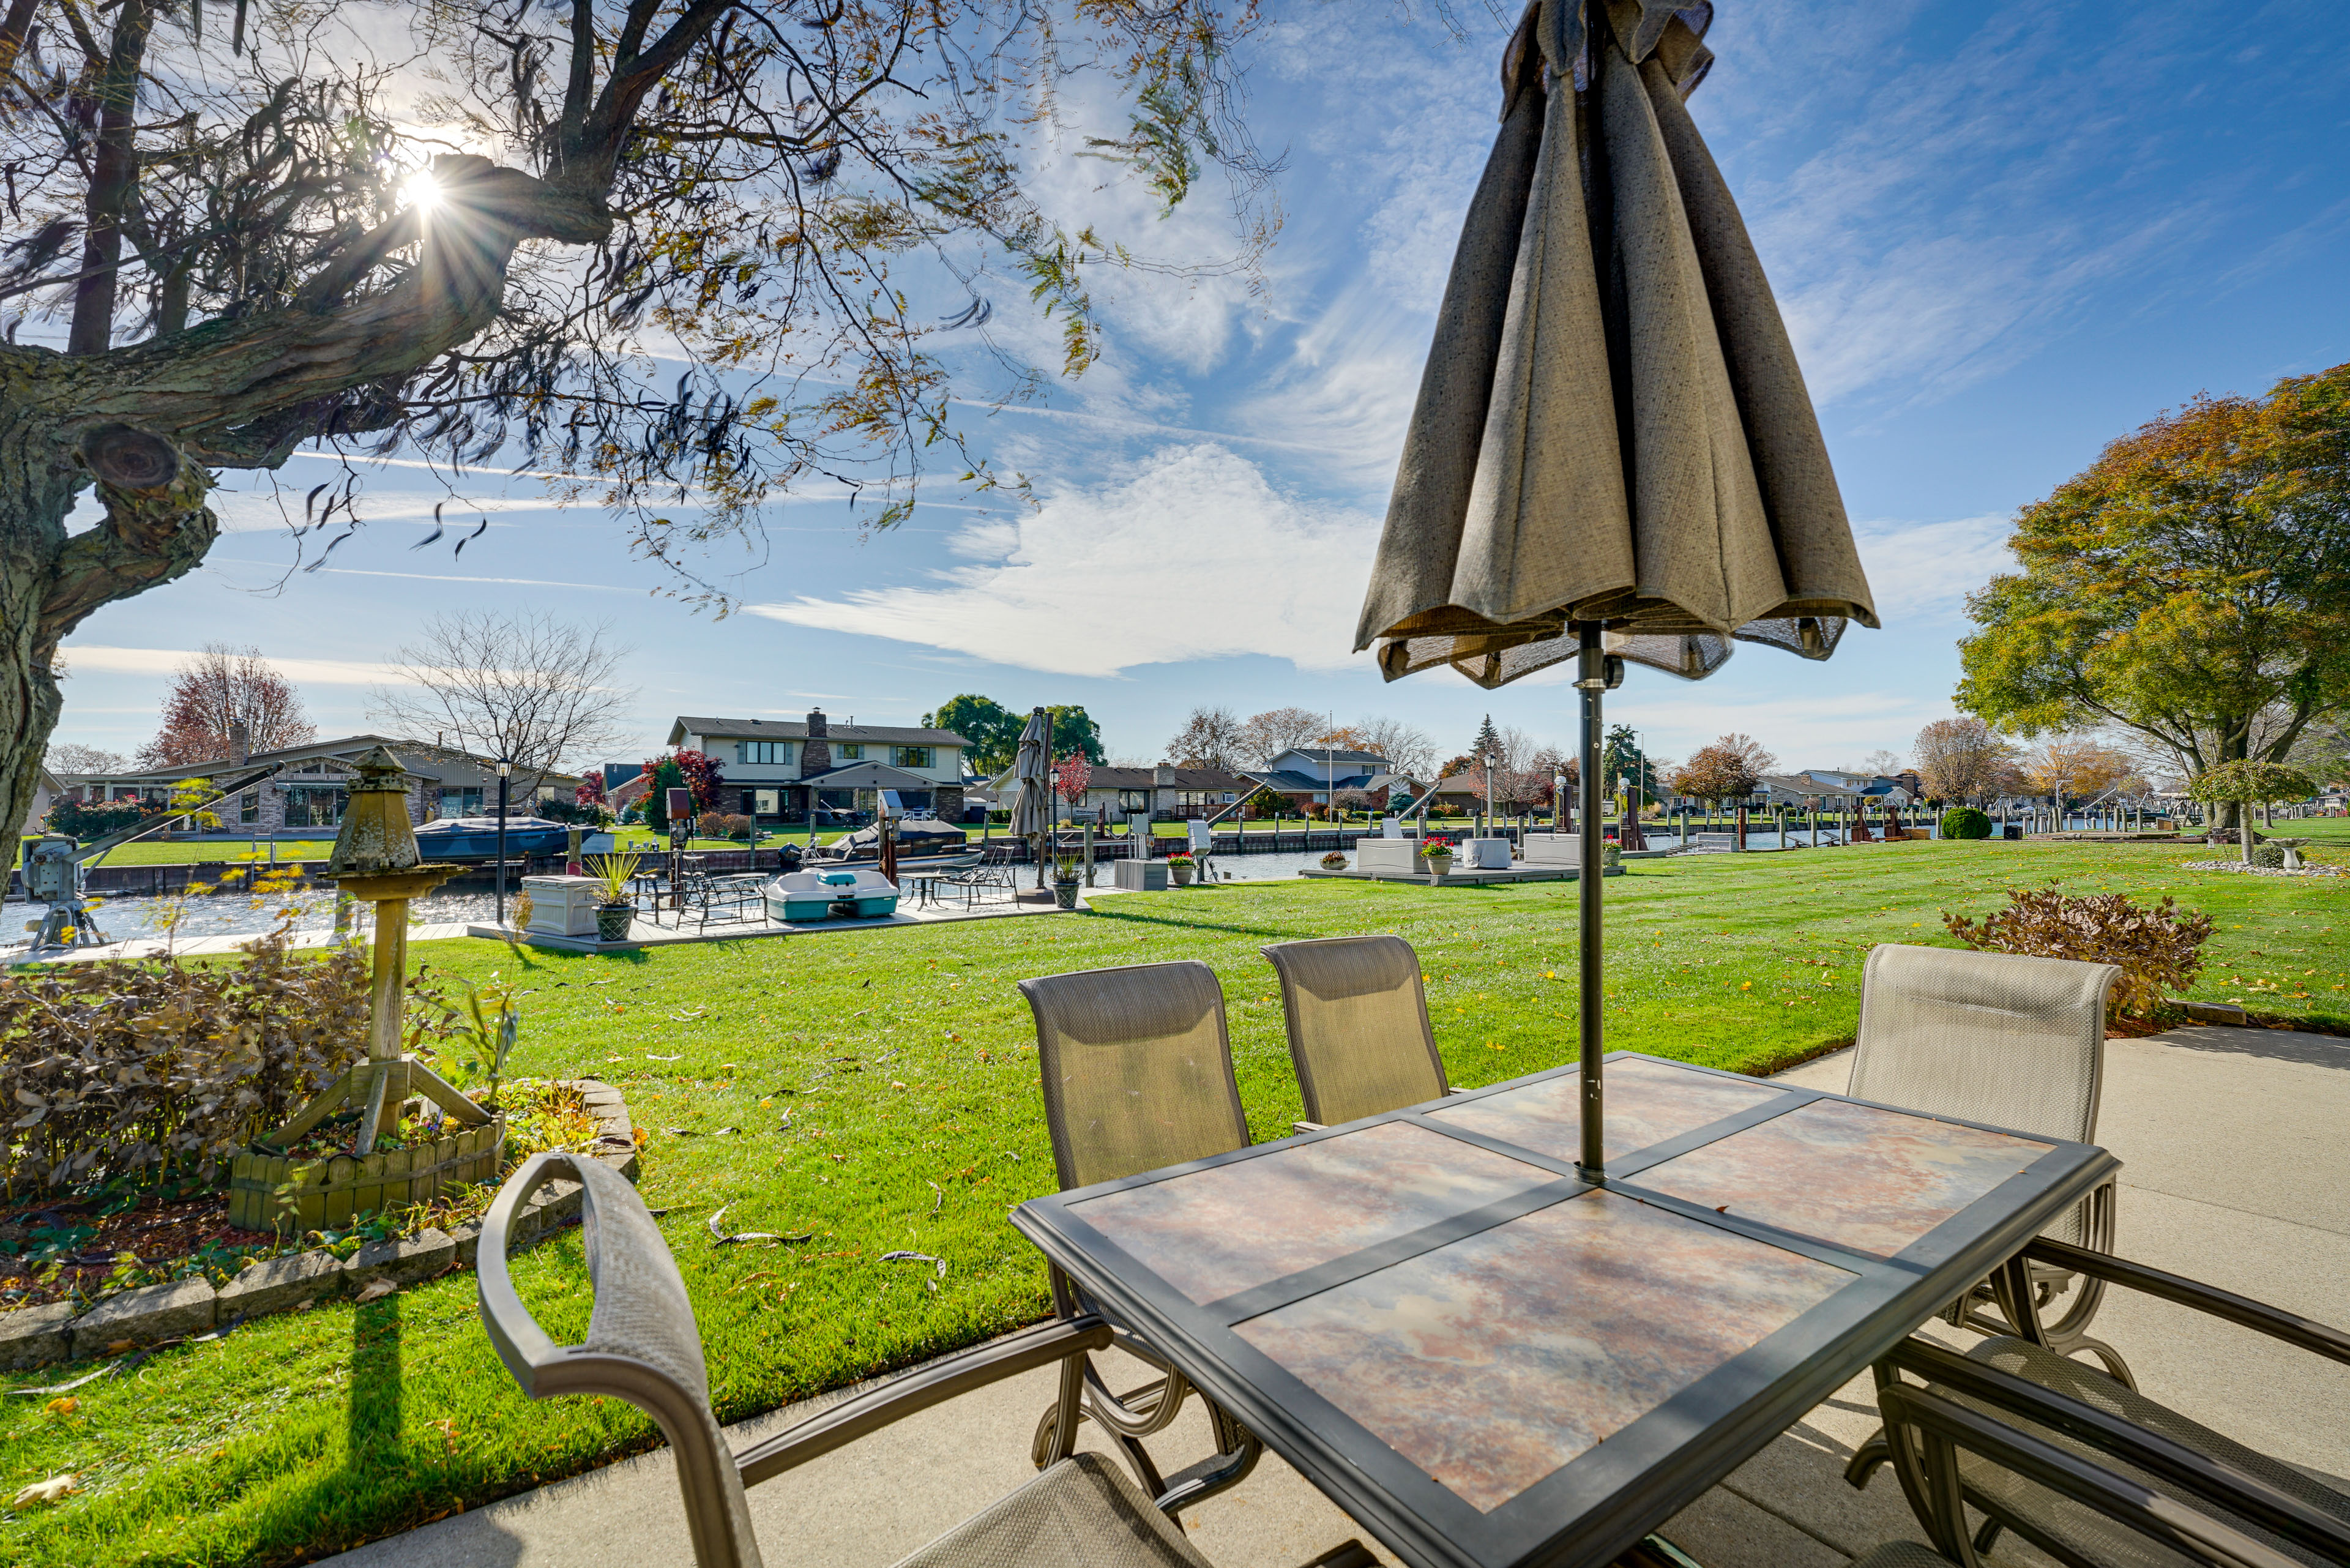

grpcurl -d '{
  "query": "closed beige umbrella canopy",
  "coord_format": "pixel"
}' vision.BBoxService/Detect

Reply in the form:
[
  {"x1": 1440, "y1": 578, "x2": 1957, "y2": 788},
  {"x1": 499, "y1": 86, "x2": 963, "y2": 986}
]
[{"x1": 1356, "y1": 0, "x2": 1876, "y2": 689}]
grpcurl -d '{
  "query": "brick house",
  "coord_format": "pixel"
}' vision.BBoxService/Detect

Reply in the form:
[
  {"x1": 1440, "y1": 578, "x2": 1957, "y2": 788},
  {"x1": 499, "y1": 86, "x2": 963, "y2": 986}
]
[
  {"x1": 52, "y1": 735, "x2": 579, "y2": 834},
  {"x1": 668, "y1": 710, "x2": 972, "y2": 823}
]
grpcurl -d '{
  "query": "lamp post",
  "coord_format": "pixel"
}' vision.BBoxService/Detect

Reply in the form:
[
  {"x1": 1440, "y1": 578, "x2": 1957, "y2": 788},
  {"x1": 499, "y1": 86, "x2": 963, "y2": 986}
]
[{"x1": 494, "y1": 756, "x2": 512, "y2": 928}]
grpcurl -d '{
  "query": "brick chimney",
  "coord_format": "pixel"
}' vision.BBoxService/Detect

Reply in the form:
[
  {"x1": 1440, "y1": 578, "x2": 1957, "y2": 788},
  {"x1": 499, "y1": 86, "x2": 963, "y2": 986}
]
[
  {"x1": 800, "y1": 708, "x2": 830, "y2": 775},
  {"x1": 229, "y1": 720, "x2": 250, "y2": 766},
  {"x1": 1154, "y1": 761, "x2": 1176, "y2": 787}
]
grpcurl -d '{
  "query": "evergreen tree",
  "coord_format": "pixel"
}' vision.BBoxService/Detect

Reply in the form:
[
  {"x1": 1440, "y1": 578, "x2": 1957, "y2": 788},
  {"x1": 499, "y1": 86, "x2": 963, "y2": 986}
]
[{"x1": 1471, "y1": 715, "x2": 1502, "y2": 762}]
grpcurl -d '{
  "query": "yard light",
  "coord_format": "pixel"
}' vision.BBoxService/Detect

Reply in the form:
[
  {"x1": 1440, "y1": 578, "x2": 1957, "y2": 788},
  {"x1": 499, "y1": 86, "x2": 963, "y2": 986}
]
[{"x1": 495, "y1": 755, "x2": 513, "y2": 928}]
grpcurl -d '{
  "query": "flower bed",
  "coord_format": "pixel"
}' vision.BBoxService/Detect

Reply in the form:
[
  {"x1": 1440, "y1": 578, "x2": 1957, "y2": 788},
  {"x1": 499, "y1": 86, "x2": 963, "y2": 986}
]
[{"x1": 0, "y1": 1080, "x2": 636, "y2": 1367}]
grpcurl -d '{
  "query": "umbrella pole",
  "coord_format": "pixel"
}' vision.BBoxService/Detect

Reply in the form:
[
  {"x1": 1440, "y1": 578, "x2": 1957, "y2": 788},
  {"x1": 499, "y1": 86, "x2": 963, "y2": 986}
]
[{"x1": 1574, "y1": 623, "x2": 1608, "y2": 1180}]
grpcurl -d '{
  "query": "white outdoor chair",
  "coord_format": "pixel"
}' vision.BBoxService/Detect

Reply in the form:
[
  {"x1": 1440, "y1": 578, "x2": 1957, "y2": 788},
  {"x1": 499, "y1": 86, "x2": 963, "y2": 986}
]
[
  {"x1": 477, "y1": 1150, "x2": 1375, "y2": 1568},
  {"x1": 1848, "y1": 943, "x2": 2128, "y2": 1381}
]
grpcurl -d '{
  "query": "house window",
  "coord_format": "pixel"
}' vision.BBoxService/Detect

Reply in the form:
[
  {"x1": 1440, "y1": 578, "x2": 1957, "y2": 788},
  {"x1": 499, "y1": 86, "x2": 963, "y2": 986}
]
[
  {"x1": 1117, "y1": 789, "x2": 1152, "y2": 813},
  {"x1": 892, "y1": 746, "x2": 933, "y2": 769},
  {"x1": 441, "y1": 787, "x2": 484, "y2": 817},
  {"x1": 837, "y1": 743, "x2": 865, "y2": 761},
  {"x1": 736, "y1": 740, "x2": 793, "y2": 766},
  {"x1": 239, "y1": 792, "x2": 259, "y2": 825},
  {"x1": 284, "y1": 786, "x2": 346, "y2": 829},
  {"x1": 753, "y1": 789, "x2": 780, "y2": 815}
]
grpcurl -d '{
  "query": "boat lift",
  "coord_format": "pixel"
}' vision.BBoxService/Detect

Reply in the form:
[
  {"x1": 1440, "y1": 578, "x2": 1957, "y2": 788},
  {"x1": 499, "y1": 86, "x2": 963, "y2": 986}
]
[{"x1": 13, "y1": 764, "x2": 280, "y2": 955}]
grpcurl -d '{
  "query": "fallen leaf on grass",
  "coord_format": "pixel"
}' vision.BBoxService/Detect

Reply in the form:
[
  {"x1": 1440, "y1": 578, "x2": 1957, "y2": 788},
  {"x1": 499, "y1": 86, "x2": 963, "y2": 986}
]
[
  {"x1": 707, "y1": 1205, "x2": 813, "y2": 1247},
  {"x1": 12, "y1": 1473, "x2": 77, "y2": 1506},
  {"x1": 647, "y1": 1053, "x2": 684, "y2": 1061},
  {"x1": 43, "y1": 1397, "x2": 76, "y2": 1414},
  {"x1": 663, "y1": 1127, "x2": 698, "y2": 1136},
  {"x1": 355, "y1": 1279, "x2": 398, "y2": 1304}
]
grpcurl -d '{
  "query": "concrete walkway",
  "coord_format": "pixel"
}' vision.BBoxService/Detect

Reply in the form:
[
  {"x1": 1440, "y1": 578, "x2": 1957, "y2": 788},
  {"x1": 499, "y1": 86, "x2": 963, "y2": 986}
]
[{"x1": 323, "y1": 1025, "x2": 2350, "y2": 1568}]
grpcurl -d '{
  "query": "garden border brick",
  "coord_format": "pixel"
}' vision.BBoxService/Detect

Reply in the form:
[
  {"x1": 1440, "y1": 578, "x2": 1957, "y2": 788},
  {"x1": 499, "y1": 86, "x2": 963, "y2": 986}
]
[{"x1": 0, "y1": 1078, "x2": 637, "y2": 1370}]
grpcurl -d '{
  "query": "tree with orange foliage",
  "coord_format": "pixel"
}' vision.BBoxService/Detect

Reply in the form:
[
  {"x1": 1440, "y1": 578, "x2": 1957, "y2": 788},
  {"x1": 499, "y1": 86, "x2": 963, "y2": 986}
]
[
  {"x1": 2021, "y1": 737, "x2": 2133, "y2": 807},
  {"x1": 1959, "y1": 364, "x2": 2350, "y2": 829}
]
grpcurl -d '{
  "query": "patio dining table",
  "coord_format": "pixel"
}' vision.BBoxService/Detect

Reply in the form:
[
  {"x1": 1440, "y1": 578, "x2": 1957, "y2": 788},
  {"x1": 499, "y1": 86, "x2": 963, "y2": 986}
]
[{"x1": 1010, "y1": 1051, "x2": 2116, "y2": 1568}]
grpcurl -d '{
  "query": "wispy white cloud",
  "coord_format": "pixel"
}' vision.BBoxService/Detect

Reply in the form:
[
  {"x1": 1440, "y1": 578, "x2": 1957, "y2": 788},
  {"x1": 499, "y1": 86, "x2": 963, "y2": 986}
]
[
  {"x1": 1851, "y1": 513, "x2": 2013, "y2": 626},
  {"x1": 746, "y1": 444, "x2": 1376, "y2": 675},
  {"x1": 61, "y1": 645, "x2": 410, "y2": 685}
]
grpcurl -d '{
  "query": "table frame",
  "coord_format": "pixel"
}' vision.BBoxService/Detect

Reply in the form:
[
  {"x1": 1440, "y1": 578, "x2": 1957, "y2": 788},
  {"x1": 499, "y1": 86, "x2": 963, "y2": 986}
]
[{"x1": 1011, "y1": 1050, "x2": 2118, "y2": 1568}]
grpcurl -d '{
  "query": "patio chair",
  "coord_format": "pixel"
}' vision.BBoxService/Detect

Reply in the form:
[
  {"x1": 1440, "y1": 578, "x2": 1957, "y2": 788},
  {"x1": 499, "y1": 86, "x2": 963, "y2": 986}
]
[
  {"x1": 476, "y1": 1150, "x2": 1376, "y2": 1568},
  {"x1": 1848, "y1": 943, "x2": 2129, "y2": 1380},
  {"x1": 1848, "y1": 1241, "x2": 2350, "y2": 1568},
  {"x1": 1260, "y1": 935, "x2": 1461, "y2": 1132},
  {"x1": 1017, "y1": 960, "x2": 1261, "y2": 1508},
  {"x1": 1847, "y1": 1377, "x2": 2305, "y2": 1568}
]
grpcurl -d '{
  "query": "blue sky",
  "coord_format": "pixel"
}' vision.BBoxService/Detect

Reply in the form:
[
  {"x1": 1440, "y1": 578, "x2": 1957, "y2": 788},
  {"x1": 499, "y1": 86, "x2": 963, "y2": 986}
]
[{"x1": 53, "y1": 0, "x2": 2350, "y2": 776}]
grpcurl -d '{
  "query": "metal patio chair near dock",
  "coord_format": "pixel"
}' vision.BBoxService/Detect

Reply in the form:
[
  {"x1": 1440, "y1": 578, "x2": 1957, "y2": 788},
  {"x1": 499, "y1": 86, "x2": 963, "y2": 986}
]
[
  {"x1": 1850, "y1": 1240, "x2": 2350, "y2": 1568},
  {"x1": 474, "y1": 1151, "x2": 1373, "y2": 1568},
  {"x1": 1260, "y1": 935, "x2": 1469, "y2": 1133},
  {"x1": 1016, "y1": 960, "x2": 1264, "y2": 1509},
  {"x1": 1848, "y1": 944, "x2": 2130, "y2": 1379}
]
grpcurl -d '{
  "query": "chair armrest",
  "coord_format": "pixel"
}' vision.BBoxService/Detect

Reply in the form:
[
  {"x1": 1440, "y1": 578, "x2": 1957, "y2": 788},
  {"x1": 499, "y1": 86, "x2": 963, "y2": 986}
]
[
  {"x1": 476, "y1": 1150, "x2": 569, "y2": 1395},
  {"x1": 1884, "y1": 1337, "x2": 2350, "y2": 1562},
  {"x1": 1876, "y1": 1383, "x2": 2302, "y2": 1568},
  {"x1": 1444, "y1": 1086, "x2": 1473, "y2": 1095},
  {"x1": 1292, "y1": 1121, "x2": 1326, "y2": 1135},
  {"x1": 734, "y1": 1314, "x2": 1112, "y2": 1487},
  {"x1": 2024, "y1": 1239, "x2": 2350, "y2": 1367}
]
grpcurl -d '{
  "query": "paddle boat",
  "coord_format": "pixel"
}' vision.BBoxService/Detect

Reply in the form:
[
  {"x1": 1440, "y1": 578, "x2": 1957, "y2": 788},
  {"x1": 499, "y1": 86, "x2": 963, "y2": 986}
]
[{"x1": 766, "y1": 867, "x2": 900, "y2": 923}]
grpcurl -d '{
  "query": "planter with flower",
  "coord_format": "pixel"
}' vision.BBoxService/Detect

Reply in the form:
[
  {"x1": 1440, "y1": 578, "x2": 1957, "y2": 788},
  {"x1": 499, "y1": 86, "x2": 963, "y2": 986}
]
[
  {"x1": 585, "y1": 851, "x2": 642, "y2": 942},
  {"x1": 1320, "y1": 851, "x2": 1348, "y2": 870},
  {"x1": 1421, "y1": 840, "x2": 1455, "y2": 878},
  {"x1": 1052, "y1": 852, "x2": 1083, "y2": 908},
  {"x1": 1167, "y1": 852, "x2": 1196, "y2": 886}
]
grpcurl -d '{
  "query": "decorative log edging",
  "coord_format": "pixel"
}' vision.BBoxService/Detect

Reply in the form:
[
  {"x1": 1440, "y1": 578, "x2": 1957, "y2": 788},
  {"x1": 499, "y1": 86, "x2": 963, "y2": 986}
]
[
  {"x1": 0, "y1": 1078, "x2": 636, "y2": 1370},
  {"x1": 227, "y1": 1119, "x2": 507, "y2": 1233}
]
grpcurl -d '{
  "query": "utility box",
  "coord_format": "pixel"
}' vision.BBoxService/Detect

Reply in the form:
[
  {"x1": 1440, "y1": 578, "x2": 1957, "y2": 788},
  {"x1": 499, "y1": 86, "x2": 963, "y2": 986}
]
[
  {"x1": 22, "y1": 837, "x2": 77, "y2": 902},
  {"x1": 1113, "y1": 859, "x2": 1169, "y2": 892},
  {"x1": 1521, "y1": 834, "x2": 1582, "y2": 866},
  {"x1": 521, "y1": 875, "x2": 604, "y2": 937},
  {"x1": 1356, "y1": 840, "x2": 1427, "y2": 876}
]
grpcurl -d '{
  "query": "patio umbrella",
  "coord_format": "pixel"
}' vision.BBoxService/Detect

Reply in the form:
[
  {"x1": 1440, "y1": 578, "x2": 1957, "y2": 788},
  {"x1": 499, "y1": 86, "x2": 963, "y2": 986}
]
[
  {"x1": 1355, "y1": 0, "x2": 1878, "y2": 1178},
  {"x1": 1009, "y1": 706, "x2": 1053, "y2": 890}
]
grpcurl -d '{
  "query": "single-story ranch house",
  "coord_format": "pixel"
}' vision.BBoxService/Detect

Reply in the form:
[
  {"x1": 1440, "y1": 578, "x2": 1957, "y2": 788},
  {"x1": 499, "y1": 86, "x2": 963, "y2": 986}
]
[
  {"x1": 53, "y1": 736, "x2": 580, "y2": 833},
  {"x1": 669, "y1": 711, "x2": 971, "y2": 823}
]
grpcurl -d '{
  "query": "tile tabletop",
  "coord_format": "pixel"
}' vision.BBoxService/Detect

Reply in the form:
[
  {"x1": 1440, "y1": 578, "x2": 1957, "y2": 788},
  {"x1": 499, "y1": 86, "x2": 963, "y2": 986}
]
[{"x1": 1013, "y1": 1051, "x2": 2114, "y2": 1568}]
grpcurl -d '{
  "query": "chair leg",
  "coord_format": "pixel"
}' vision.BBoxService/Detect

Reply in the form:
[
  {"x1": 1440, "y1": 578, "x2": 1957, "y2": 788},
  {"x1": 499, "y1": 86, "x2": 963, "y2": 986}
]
[
  {"x1": 2064, "y1": 1334, "x2": 2136, "y2": 1390},
  {"x1": 1846, "y1": 1431, "x2": 1894, "y2": 1489}
]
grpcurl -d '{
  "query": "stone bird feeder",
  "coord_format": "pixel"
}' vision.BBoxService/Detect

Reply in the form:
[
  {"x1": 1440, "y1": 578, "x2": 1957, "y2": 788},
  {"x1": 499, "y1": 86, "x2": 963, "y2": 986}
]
[{"x1": 231, "y1": 746, "x2": 501, "y2": 1231}]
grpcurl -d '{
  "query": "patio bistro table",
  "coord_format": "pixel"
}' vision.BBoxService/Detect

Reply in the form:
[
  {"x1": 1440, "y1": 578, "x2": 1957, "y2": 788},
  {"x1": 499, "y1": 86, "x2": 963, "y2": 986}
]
[{"x1": 1010, "y1": 1051, "x2": 2117, "y2": 1568}]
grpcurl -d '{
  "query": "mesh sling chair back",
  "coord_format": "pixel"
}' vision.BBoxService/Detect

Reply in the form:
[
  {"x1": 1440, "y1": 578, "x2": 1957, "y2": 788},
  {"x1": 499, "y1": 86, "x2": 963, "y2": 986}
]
[
  {"x1": 1261, "y1": 935, "x2": 1449, "y2": 1130},
  {"x1": 1848, "y1": 1244, "x2": 2350, "y2": 1568},
  {"x1": 1018, "y1": 961, "x2": 1261, "y2": 1507},
  {"x1": 478, "y1": 1151, "x2": 1356, "y2": 1568},
  {"x1": 1849, "y1": 943, "x2": 2130, "y2": 1377}
]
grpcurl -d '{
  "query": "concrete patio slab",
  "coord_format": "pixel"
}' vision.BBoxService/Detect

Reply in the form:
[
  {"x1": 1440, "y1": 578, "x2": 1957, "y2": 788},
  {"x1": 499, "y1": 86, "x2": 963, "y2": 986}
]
[{"x1": 319, "y1": 1022, "x2": 2350, "y2": 1568}]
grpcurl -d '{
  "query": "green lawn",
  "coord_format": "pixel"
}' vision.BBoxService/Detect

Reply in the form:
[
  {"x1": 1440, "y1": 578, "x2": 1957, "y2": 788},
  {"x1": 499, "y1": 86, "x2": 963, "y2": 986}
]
[{"x1": 6, "y1": 837, "x2": 2348, "y2": 1564}]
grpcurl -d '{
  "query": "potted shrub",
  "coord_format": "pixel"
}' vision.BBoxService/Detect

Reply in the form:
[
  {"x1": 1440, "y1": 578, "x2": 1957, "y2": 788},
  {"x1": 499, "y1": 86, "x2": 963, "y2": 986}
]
[
  {"x1": 1320, "y1": 850, "x2": 1348, "y2": 870},
  {"x1": 1422, "y1": 840, "x2": 1453, "y2": 878},
  {"x1": 584, "y1": 851, "x2": 642, "y2": 942},
  {"x1": 1168, "y1": 851, "x2": 1196, "y2": 886},
  {"x1": 1052, "y1": 853, "x2": 1083, "y2": 909}
]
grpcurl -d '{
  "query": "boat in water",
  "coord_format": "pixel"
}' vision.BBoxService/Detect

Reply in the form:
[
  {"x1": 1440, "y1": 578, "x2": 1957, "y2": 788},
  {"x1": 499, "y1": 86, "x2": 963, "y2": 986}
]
[{"x1": 412, "y1": 816, "x2": 574, "y2": 860}]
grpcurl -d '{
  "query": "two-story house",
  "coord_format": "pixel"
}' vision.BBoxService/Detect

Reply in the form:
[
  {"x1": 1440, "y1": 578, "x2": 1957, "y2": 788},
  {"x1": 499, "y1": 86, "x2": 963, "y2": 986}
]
[{"x1": 668, "y1": 710, "x2": 970, "y2": 823}]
